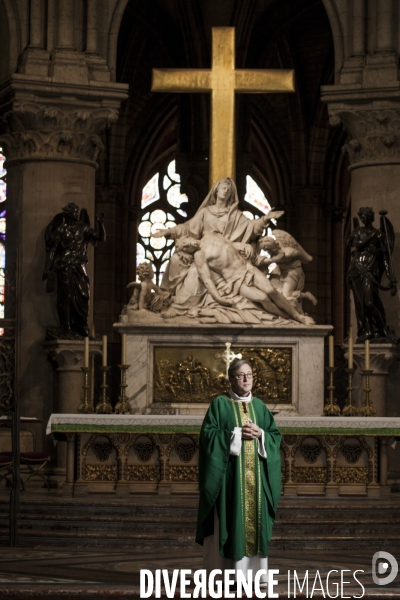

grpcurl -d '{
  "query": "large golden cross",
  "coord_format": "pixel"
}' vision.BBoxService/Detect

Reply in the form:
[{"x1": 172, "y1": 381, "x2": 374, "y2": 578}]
[{"x1": 152, "y1": 27, "x2": 295, "y2": 185}]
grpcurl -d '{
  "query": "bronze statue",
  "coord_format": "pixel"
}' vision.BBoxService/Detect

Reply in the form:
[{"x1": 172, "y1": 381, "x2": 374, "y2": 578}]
[
  {"x1": 43, "y1": 202, "x2": 105, "y2": 339},
  {"x1": 347, "y1": 207, "x2": 398, "y2": 343}
]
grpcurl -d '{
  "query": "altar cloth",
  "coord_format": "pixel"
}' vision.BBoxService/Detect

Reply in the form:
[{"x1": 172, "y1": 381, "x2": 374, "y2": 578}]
[{"x1": 46, "y1": 414, "x2": 400, "y2": 436}]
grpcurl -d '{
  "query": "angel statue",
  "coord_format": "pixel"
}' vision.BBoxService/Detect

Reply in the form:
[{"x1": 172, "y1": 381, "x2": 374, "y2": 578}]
[
  {"x1": 127, "y1": 262, "x2": 170, "y2": 313},
  {"x1": 255, "y1": 231, "x2": 317, "y2": 314},
  {"x1": 43, "y1": 202, "x2": 105, "y2": 339},
  {"x1": 347, "y1": 207, "x2": 398, "y2": 343}
]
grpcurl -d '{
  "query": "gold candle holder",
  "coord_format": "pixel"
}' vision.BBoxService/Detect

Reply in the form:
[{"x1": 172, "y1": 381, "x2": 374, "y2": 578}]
[
  {"x1": 95, "y1": 366, "x2": 113, "y2": 414},
  {"x1": 323, "y1": 366, "x2": 341, "y2": 416},
  {"x1": 114, "y1": 364, "x2": 132, "y2": 414},
  {"x1": 77, "y1": 367, "x2": 94, "y2": 413},
  {"x1": 342, "y1": 367, "x2": 358, "y2": 416},
  {"x1": 360, "y1": 369, "x2": 376, "y2": 417}
]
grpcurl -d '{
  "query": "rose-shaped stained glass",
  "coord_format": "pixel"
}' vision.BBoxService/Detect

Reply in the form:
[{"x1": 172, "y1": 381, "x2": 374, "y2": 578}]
[
  {"x1": 150, "y1": 236, "x2": 166, "y2": 250},
  {"x1": 138, "y1": 221, "x2": 152, "y2": 238},
  {"x1": 150, "y1": 209, "x2": 167, "y2": 224}
]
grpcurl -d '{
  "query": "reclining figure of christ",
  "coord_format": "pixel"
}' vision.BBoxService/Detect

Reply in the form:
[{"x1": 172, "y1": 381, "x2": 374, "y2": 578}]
[{"x1": 170, "y1": 234, "x2": 315, "y2": 325}]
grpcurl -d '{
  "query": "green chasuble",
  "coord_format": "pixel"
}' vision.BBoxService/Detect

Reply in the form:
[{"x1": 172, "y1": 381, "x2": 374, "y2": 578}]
[{"x1": 196, "y1": 395, "x2": 282, "y2": 561}]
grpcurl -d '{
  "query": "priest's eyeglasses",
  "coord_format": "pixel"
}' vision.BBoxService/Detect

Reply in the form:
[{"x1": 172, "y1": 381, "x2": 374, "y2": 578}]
[{"x1": 235, "y1": 372, "x2": 253, "y2": 380}]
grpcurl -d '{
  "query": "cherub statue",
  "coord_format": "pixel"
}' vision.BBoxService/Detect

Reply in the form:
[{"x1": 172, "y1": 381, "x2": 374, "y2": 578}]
[
  {"x1": 256, "y1": 231, "x2": 317, "y2": 313},
  {"x1": 127, "y1": 262, "x2": 170, "y2": 312}
]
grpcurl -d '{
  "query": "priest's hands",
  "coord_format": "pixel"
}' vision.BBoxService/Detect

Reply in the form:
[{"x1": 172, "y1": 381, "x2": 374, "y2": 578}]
[{"x1": 242, "y1": 423, "x2": 262, "y2": 439}]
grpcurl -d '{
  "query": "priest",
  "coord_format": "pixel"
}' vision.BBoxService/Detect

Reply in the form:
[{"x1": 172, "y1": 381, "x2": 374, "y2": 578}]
[{"x1": 196, "y1": 358, "x2": 282, "y2": 585}]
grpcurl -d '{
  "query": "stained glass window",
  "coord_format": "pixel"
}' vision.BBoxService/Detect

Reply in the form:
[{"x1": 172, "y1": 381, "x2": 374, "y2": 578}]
[
  {"x1": 137, "y1": 170, "x2": 275, "y2": 284},
  {"x1": 0, "y1": 148, "x2": 6, "y2": 329},
  {"x1": 138, "y1": 160, "x2": 188, "y2": 284}
]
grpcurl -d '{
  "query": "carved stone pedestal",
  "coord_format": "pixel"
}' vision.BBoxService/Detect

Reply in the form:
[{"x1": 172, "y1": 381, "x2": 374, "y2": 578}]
[
  {"x1": 115, "y1": 322, "x2": 332, "y2": 417},
  {"x1": 44, "y1": 339, "x2": 102, "y2": 491},
  {"x1": 348, "y1": 344, "x2": 400, "y2": 416}
]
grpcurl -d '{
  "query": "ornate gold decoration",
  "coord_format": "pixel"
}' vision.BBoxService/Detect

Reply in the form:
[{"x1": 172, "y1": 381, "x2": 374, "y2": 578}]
[
  {"x1": 82, "y1": 464, "x2": 117, "y2": 481},
  {"x1": 115, "y1": 364, "x2": 132, "y2": 414},
  {"x1": 292, "y1": 467, "x2": 327, "y2": 484},
  {"x1": 324, "y1": 366, "x2": 340, "y2": 416},
  {"x1": 95, "y1": 365, "x2": 113, "y2": 414},
  {"x1": 334, "y1": 467, "x2": 368, "y2": 484},
  {"x1": 343, "y1": 368, "x2": 358, "y2": 416},
  {"x1": 157, "y1": 434, "x2": 174, "y2": 444},
  {"x1": 166, "y1": 465, "x2": 199, "y2": 482},
  {"x1": 124, "y1": 464, "x2": 160, "y2": 482},
  {"x1": 154, "y1": 346, "x2": 292, "y2": 404},
  {"x1": 324, "y1": 435, "x2": 341, "y2": 446},
  {"x1": 300, "y1": 443, "x2": 321, "y2": 464},
  {"x1": 133, "y1": 443, "x2": 155, "y2": 463},
  {"x1": 341, "y1": 444, "x2": 363, "y2": 464},
  {"x1": 152, "y1": 28, "x2": 294, "y2": 184},
  {"x1": 116, "y1": 433, "x2": 131, "y2": 444},
  {"x1": 360, "y1": 369, "x2": 376, "y2": 417},
  {"x1": 77, "y1": 367, "x2": 93, "y2": 413}
]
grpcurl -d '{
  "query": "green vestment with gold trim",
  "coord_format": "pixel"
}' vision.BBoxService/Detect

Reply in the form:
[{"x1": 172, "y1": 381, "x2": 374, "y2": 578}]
[{"x1": 196, "y1": 395, "x2": 282, "y2": 561}]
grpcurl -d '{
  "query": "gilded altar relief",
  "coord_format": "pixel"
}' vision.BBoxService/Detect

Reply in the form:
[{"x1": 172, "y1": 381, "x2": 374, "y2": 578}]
[{"x1": 154, "y1": 346, "x2": 292, "y2": 404}]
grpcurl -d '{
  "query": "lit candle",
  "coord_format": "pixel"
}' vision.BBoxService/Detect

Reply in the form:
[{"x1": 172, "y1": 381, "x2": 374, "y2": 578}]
[
  {"x1": 84, "y1": 337, "x2": 89, "y2": 369},
  {"x1": 365, "y1": 339, "x2": 370, "y2": 370},
  {"x1": 328, "y1": 335, "x2": 334, "y2": 368},
  {"x1": 102, "y1": 335, "x2": 107, "y2": 367},
  {"x1": 348, "y1": 326, "x2": 353, "y2": 369},
  {"x1": 121, "y1": 333, "x2": 127, "y2": 365}
]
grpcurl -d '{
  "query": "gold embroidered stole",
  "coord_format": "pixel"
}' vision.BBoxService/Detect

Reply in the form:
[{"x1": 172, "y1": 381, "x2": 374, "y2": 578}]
[{"x1": 232, "y1": 399, "x2": 262, "y2": 556}]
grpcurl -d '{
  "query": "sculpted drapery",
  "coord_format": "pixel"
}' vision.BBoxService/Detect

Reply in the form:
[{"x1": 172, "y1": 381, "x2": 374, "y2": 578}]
[{"x1": 159, "y1": 178, "x2": 279, "y2": 323}]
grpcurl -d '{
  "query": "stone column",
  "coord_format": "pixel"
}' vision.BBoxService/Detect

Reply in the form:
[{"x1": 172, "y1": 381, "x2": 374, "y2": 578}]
[
  {"x1": 44, "y1": 339, "x2": 102, "y2": 487},
  {"x1": 0, "y1": 78, "x2": 128, "y2": 454},
  {"x1": 352, "y1": 344, "x2": 400, "y2": 415},
  {"x1": 94, "y1": 185, "x2": 122, "y2": 336}
]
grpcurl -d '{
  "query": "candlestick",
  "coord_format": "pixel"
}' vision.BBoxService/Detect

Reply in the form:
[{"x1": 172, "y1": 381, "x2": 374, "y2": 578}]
[
  {"x1": 77, "y1": 367, "x2": 94, "y2": 413},
  {"x1": 102, "y1": 335, "x2": 107, "y2": 367},
  {"x1": 95, "y1": 366, "x2": 113, "y2": 414},
  {"x1": 360, "y1": 369, "x2": 376, "y2": 417},
  {"x1": 342, "y1": 367, "x2": 358, "y2": 416},
  {"x1": 348, "y1": 327, "x2": 353, "y2": 369},
  {"x1": 365, "y1": 339, "x2": 370, "y2": 370},
  {"x1": 114, "y1": 363, "x2": 132, "y2": 414},
  {"x1": 323, "y1": 366, "x2": 341, "y2": 416},
  {"x1": 328, "y1": 335, "x2": 334, "y2": 368},
  {"x1": 84, "y1": 337, "x2": 89, "y2": 368},
  {"x1": 121, "y1": 333, "x2": 127, "y2": 365}
]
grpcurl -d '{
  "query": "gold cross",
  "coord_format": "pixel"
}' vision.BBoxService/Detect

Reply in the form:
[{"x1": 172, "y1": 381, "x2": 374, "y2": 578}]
[
  {"x1": 152, "y1": 27, "x2": 295, "y2": 185},
  {"x1": 215, "y1": 342, "x2": 242, "y2": 380}
]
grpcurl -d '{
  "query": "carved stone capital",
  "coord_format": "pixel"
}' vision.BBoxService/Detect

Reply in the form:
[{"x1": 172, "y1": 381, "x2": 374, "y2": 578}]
[
  {"x1": 352, "y1": 343, "x2": 400, "y2": 375},
  {"x1": 44, "y1": 339, "x2": 102, "y2": 372},
  {"x1": 0, "y1": 103, "x2": 118, "y2": 167},
  {"x1": 0, "y1": 75, "x2": 128, "y2": 167},
  {"x1": 328, "y1": 107, "x2": 400, "y2": 170}
]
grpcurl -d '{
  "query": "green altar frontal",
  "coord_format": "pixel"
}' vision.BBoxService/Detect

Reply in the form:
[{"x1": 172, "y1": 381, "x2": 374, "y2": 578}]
[{"x1": 47, "y1": 415, "x2": 400, "y2": 498}]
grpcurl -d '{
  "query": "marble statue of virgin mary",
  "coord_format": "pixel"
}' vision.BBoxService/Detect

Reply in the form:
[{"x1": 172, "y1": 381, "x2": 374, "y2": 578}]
[{"x1": 151, "y1": 178, "x2": 282, "y2": 322}]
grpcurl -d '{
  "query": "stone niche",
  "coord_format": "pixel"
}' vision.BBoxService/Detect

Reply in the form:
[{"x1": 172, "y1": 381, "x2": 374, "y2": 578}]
[{"x1": 115, "y1": 322, "x2": 332, "y2": 416}]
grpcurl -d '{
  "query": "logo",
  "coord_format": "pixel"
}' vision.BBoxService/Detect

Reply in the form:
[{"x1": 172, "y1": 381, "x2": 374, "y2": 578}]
[{"x1": 372, "y1": 551, "x2": 398, "y2": 586}]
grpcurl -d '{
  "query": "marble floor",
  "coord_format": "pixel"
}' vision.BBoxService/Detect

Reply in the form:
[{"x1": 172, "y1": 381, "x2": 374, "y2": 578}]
[{"x1": 0, "y1": 545, "x2": 399, "y2": 598}]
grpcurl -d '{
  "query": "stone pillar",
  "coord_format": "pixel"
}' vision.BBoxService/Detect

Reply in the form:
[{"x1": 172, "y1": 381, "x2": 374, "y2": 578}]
[
  {"x1": 94, "y1": 185, "x2": 122, "y2": 336},
  {"x1": 352, "y1": 344, "x2": 400, "y2": 415},
  {"x1": 44, "y1": 339, "x2": 102, "y2": 486},
  {"x1": 0, "y1": 78, "x2": 128, "y2": 453}
]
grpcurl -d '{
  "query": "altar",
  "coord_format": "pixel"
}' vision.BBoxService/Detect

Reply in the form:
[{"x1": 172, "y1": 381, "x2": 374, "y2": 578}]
[
  {"x1": 117, "y1": 321, "x2": 332, "y2": 417},
  {"x1": 47, "y1": 414, "x2": 400, "y2": 499}
]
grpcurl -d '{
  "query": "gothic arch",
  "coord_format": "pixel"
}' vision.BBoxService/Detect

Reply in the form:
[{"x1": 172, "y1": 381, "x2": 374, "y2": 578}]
[
  {"x1": 320, "y1": 0, "x2": 344, "y2": 81},
  {"x1": 0, "y1": 0, "x2": 21, "y2": 83},
  {"x1": 108, "y1": 0, "x2": 131, "y2": 80}
]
